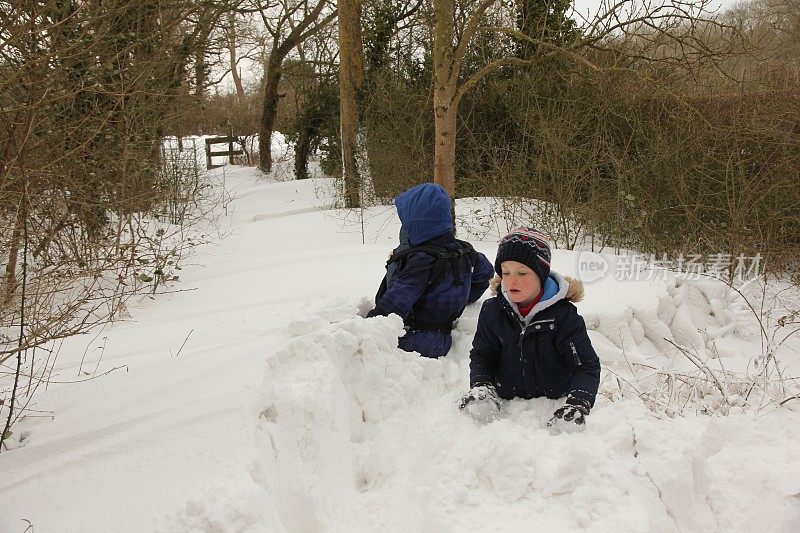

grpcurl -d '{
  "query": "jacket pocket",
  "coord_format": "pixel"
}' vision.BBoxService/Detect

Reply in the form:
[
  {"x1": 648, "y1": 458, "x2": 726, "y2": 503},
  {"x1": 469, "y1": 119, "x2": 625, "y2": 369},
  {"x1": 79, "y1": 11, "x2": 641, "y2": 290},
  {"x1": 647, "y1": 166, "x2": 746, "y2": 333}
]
[{"x1": 564, "y1": 333, "x2": 596, "y2": 367}]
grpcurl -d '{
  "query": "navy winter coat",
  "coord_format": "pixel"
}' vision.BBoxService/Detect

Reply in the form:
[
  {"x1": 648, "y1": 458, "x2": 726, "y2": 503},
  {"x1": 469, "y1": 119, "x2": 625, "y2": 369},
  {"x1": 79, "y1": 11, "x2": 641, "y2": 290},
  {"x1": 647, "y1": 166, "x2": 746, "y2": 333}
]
[
  {"x1": 469, "y1": 272, "x2": 601, "y2": 406},
  {"x1": 368, "y1": 184, "x2": 494, "y2": 358}
]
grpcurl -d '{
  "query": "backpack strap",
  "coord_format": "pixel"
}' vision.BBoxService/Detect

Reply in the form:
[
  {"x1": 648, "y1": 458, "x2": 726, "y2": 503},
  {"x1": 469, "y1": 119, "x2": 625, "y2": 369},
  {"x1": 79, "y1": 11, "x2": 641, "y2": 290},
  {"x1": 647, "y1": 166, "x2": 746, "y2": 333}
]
[
  {"x1": 448, "y1": 240, "x2": 479, "y2": 286},
  {"x1": 454, "y1": 239, "x2": 478, "y2": 267},
  {"x1": 386, "y1": 244, "x2": 447, "y2": 266},
  {"x1": 390, "y1": 245, "x2": 449, "y2": 289},
  {"x1": 384, "y1": 240, "x2": 478, "y2": 291}
]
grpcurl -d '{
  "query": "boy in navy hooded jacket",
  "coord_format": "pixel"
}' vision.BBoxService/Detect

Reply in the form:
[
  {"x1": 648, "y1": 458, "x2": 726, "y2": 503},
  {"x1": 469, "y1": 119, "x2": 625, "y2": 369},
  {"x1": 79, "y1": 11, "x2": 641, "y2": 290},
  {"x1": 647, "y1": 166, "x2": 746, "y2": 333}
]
[
  {"x1": 460, "y1": 227, "x2": 601, "y2": 428},
  {"x1": 367, "y1": 183, "x2": 494, "y2": 358}
]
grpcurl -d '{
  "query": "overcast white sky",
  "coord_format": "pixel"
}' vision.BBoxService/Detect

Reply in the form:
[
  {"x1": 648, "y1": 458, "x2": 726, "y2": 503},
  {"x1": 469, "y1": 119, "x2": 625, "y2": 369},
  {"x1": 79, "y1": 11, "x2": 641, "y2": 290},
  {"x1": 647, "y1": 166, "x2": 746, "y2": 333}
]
[{"x1": 570, "y1": 0, "x2": 744, "y2": 21}]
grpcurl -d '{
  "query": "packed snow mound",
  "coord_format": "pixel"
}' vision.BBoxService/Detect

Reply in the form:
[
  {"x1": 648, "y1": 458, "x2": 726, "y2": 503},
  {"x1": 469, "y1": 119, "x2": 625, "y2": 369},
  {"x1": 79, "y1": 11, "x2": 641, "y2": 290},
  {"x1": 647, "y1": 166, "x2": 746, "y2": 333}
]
[{"x1": 197, "y1": 303, "x2": 800, "y2": 533}]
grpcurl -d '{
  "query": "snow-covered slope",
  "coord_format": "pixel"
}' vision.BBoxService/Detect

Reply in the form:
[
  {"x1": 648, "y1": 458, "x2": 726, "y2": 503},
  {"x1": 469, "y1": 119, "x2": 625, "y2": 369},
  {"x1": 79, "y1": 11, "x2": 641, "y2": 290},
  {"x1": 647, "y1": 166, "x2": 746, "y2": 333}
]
[{"x1": 1, "y1": 165, "x2": 798, "y2": 533}]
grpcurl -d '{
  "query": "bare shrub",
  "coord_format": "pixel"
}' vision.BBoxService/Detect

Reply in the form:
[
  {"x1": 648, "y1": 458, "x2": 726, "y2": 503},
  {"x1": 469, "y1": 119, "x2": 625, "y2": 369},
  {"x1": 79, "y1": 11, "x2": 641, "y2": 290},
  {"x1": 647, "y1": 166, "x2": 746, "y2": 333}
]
[{"x1": 0, "y1": 0, "x2": 224, "y2": 450}]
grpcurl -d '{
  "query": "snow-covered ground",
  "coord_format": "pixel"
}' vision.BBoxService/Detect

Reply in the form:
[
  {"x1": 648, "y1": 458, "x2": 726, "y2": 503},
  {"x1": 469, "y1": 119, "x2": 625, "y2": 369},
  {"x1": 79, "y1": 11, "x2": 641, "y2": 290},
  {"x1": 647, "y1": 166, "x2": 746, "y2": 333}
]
[{"x1": 1, "y1": 155, "x2": 799, "y2": 532}]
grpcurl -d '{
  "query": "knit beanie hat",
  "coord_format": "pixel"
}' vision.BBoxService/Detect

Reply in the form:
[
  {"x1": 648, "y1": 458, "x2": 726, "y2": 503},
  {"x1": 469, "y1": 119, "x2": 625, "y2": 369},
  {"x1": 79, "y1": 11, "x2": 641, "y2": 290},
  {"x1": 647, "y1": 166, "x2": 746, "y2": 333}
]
[{"x1": 494, "y1": 227, "x2": 552, "y2": 282}]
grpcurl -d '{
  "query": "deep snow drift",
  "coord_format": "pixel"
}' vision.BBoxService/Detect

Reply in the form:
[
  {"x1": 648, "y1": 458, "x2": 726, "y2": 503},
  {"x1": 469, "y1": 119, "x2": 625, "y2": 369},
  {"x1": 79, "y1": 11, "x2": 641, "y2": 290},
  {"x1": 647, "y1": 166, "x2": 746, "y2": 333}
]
[{"x1": 1, "y1": 158, "x2": 799, "y2": 533}]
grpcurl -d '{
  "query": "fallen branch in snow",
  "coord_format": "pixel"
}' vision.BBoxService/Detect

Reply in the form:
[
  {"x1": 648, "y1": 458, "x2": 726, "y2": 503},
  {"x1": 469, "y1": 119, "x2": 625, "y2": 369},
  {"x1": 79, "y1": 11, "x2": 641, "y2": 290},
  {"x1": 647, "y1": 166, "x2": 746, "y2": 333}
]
[
  {"x1": 664, "y1": 338, "x2": 732, "y2": 406},
  {"x1": 171, "y1": 330, "x2": 194, "y2": 358},
  {"x1": 779, "y1": 395, "x2": 800, "y2": 407},
  {"x1": 604, "y1": 367, "x2": 674, "y2": 418},
  {"x1": 609, "y1": 345, "x2": 798, "y2": 417},
  {"x1": 35, "y1": 365, "x2": 128, "y2": 385}
]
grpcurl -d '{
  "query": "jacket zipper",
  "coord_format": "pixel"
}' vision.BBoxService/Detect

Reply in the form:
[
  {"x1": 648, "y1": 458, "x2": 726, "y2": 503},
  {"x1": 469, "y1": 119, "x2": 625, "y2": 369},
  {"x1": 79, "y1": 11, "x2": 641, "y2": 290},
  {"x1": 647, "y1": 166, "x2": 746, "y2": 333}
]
[
  {"x1": 518, "y1": 320, "x2": 527, "y2": 385},
  {"x1": 518, "y1": 320, "x2": 539, "y2": 395},
  {"x1": 570, "y1": 341, "x2": 582, "y2": 366}
]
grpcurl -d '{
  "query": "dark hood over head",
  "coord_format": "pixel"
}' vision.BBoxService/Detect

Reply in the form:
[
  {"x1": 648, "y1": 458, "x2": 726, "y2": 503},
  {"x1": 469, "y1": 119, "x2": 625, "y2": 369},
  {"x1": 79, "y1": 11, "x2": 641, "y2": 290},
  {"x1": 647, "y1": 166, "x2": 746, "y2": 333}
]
[{"x1": 394, "y1": 183, "x2": 454, "y2": 245}]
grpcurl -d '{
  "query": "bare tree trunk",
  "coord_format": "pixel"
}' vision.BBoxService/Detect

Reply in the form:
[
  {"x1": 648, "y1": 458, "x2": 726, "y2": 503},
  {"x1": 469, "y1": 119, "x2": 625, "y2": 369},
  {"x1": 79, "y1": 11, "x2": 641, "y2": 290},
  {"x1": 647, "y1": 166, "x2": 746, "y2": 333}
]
[
  {"x1": 227, "y1": 14, "x2": 246, "y2": 104},
  {"x1": 433, "y1": 101, "x2": 457, "y2": 199},
  {"x1": 338, "y1": 0, "x2": 364, "y2": 208},
  {"x1": 194, "y1": 11, "x2": 217, "y2": 108},
  {"x1": 195, "y1": 41, "x2": 206, "y2": 105},
  {"x1": 433, "y1": 0, "x2": 457, "y2": 198},
  {"x1": 2, "y1": 201, "x2": 24, "y2": 307},
  {"x1": 258, "y1": 54, "x2": 282, "y2": 173},
  {"x1": 294, "y1": 120, "x2": 312, "y2": 180}
]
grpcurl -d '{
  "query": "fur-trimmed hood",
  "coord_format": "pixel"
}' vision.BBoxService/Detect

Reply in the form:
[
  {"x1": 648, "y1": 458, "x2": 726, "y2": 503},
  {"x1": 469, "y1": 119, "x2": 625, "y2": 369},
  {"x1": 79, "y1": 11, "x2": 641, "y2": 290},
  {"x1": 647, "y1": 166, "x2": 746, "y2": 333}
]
[
  {"x1": 491, "y1": 271, "x2": 585, "y2": 323},
  {"x1": 489, "y1": 272, "x2": 585, "y2": 301}
]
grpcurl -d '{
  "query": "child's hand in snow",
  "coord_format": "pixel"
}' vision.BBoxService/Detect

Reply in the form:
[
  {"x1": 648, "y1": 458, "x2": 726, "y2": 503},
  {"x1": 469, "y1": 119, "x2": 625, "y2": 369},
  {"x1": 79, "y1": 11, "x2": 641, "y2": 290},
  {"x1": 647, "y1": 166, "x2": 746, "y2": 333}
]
[
  {"x1": 459, "y1": 383, "x2": 501, "y2": 422},
  {"x1": 547, "y1": 396, "x2": 590, "y2": 433},
  {"x1": 357, "y1": 296, "x2": 374, "y2": 318}
]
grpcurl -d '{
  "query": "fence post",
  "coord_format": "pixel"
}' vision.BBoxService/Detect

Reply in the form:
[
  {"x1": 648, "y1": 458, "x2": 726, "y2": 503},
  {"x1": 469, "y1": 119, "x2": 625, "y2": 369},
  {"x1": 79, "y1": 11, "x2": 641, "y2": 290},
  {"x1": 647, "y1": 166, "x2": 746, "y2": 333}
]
[
  {"x1": 228, "y1": 125, "x2": 235, "y2": 165},
  {"x1": 204, "y1": 135, "x2": 243, "y2": 170}
]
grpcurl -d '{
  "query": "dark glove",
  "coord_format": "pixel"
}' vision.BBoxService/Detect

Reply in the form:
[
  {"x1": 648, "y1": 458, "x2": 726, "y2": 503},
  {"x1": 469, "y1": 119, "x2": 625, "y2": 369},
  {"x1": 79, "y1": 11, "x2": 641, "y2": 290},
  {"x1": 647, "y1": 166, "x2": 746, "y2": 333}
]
[
  {"x1": 549, "y1": 396, "x2": 591, "y2": 426},
  {"x1": 459, "y1": 382, "x2": 501, "y2": 421}
]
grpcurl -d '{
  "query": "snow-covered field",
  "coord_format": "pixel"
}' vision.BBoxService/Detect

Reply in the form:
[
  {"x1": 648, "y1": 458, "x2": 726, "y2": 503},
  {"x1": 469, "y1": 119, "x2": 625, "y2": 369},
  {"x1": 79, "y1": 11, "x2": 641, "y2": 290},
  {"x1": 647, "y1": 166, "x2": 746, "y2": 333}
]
[{"x1": 1, "y1": 155, "x2": 799, "y2": 532}]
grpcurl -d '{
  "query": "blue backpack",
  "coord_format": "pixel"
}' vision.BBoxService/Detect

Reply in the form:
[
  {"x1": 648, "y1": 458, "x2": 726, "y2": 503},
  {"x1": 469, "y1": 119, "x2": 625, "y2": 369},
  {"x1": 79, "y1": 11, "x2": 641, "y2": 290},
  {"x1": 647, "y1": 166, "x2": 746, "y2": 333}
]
[{"x1": 375, "y1": 239, "x2": 479, "y2": 300}]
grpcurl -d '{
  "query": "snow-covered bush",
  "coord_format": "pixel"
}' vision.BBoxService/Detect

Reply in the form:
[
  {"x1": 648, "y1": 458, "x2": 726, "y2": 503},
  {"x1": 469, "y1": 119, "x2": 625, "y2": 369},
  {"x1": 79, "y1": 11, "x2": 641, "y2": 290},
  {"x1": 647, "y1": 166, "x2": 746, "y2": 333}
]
[{"x1": 598, "y1": 277, "x2": 800, "y2": 418}]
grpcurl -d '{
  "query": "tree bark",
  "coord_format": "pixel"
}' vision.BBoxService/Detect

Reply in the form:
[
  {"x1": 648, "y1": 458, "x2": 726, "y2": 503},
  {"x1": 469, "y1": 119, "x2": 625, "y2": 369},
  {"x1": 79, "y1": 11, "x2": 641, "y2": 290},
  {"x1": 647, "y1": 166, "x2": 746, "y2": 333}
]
[
  {"x1": 2, "y1": 201, "x2": 24, "y2": 307},
  {"x1": 194, "y1": 13, "x2": 213, "y2": 106},
  {"x1": 338, "y1": 0, "x2": 364, "y2": 208},
  {"x1": 433, "y1": 99, "x2": 458, "y2": 200},
  {"x1": 433, "y1": 0, "x2": 457, "y2": 198},
  {"x1": 258, "y1": 54, "x2": 283, "y2": 173},
  {"x1": 294, "y1": 120, "x2": 312, "y2": 180},
  {"x1": 228, "y1": 14, "x2": 246, "y2": 104}
]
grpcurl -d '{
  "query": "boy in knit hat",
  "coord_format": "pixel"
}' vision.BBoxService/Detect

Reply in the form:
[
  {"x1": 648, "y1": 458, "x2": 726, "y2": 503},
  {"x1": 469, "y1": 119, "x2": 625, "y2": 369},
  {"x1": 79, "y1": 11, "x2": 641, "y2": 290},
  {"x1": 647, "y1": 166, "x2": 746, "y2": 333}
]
[{"x1": 459, "y1": 227, "x2": 601, "y2": 429}]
